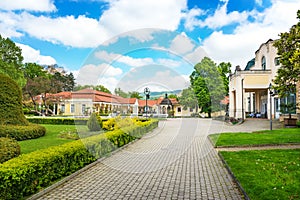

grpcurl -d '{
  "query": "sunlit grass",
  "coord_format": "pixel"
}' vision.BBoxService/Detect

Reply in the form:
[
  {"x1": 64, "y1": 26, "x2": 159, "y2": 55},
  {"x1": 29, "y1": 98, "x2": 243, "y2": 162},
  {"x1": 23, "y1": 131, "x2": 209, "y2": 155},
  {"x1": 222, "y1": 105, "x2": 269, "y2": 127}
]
[
  {"x1": 221, "y1": 149, "x2": 300, "y2": 200},
  {"x1": 210, "y1": 128, "x2": 300, "y2": 147}
]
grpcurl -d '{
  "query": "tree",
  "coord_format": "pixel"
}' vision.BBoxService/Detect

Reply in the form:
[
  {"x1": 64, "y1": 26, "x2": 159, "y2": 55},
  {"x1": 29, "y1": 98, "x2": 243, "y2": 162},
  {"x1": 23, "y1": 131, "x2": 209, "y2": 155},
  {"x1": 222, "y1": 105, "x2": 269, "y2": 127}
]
[
  {"x1": 190, "y1": 57, "x2": 226, "y2": 118},
  {"x1": 273, "y1": 10, "x2": 300, "y2": 117},
  {"x1": 178, "y1": 87, "x2": 198, "y2": 110},
  {"x1": 217, "y1": 62, "x2": 231, "y2": 96},
  {"x1": 74, "y1": 84, "x2": 111, "y2": 94},
  {"x1": 87, "y1": 113, "x2": 101, "y2": 131},
  {"x1": 114, "y1": 87, "x2": 128, "y2": 98},
  {"x1": 93, "y1": 85, "x2": 111, "y2": 94},
  {"x1": 168, "y1": 94, "x2": 178, "y2": 99},
  {"x1": 0, "y1": 35, "x2": 26, "y2": 87},
  {"x1": 129, "y1": 91, "x2": 142, "y2": 99}
]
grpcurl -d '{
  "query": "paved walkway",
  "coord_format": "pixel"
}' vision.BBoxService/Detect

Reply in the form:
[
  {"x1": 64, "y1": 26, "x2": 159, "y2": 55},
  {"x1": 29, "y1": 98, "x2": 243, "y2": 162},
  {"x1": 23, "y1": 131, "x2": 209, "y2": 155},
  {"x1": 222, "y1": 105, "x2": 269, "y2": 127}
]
[{"x1": 31, "y1": 118, "x2": 246, "y2": 200}]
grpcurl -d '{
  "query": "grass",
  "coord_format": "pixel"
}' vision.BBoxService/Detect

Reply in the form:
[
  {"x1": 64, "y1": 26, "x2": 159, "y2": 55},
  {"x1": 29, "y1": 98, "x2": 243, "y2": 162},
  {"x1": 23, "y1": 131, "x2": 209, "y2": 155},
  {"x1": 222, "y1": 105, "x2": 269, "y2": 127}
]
[
  {"x1": 220, "y1": 149, "x2": 300, "y2": 200},
  {"x1": 18, "y1": 124, "x2": 103, "y2": 154},
  {"x1": 210, "y1": 128, "x2": 300, "y2": 147}
]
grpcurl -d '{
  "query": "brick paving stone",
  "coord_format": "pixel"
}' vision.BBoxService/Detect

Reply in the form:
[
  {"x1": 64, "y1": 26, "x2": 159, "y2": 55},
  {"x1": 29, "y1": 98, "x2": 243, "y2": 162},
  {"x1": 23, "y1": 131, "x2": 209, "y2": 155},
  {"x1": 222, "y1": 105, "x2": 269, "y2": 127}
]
[{"x1": 30, "y1": 118, "x2": 244, "y2": 200}]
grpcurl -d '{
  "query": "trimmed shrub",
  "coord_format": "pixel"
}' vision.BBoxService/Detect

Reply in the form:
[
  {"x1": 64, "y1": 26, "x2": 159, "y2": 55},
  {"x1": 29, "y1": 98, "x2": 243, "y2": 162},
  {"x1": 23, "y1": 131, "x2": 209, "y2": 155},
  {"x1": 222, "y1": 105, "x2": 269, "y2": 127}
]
[
  {"x1": 0, "y1": 138, "x2": 20, "y2": 163},
  {"x1": 87, "y1": 113, "x2": 101, "y2": 131},
  {"x1": 0, "y1": 73, "x2": 28, "y2": 126},
  {"x1": 0, "y1": 124, "x2": 46, "y2": 141},
  {"x1": 0, "y1": 119, "x2": 159, "y2": 199},
  {"x1": 27, "y1": 117, "x2": 88, "y2": 125}
]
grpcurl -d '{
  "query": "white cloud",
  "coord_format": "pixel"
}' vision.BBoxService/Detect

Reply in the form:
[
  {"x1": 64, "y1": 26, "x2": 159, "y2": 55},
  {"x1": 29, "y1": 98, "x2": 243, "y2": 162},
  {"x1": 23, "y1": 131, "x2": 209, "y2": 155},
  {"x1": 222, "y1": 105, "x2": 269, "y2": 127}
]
[
  {"x1": 76, "y1": 63, "x2": 122, "y2": 85},
  {"x1": 255, "y1": 0, "x2": 263, "y2": 6},
  {"x1": 98, "y1": 0, "x2": 187, "y2": 36},
  {"x1": 0, "y1": 0, "x2": 56, "y2": 12},
  {"x1": 157, "y1": 58, "x2": 182, "y2": 68},
  {"x1": 169, "y1": 33, "x2": 195, "y2": 55},
  {"x1": 184, "y1": 0, "x2": 249, "y2": 30},
  {"x1": 94, "y1": 50, "x2": 120, "y2": 63},
  {"x1": 118, "y1": 56, "x2": 154, "y2": 67},
  {"x1": 201, "y1": 0, "x2": 300, "y2": 68},
  {"x1": 0, "y1": 0, "x2": 187, "y2": 48},
  {"x1": 16, "y1": 43, "x2": 56, "y2": 65}
]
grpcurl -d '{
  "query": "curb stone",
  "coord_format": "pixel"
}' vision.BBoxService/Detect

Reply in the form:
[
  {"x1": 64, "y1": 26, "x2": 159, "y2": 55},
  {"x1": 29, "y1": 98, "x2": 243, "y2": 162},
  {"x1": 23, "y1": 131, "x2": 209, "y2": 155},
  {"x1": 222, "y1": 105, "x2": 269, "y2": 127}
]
[{"x1": 217, "y1": 152, "x2": 250, "y2": 200}]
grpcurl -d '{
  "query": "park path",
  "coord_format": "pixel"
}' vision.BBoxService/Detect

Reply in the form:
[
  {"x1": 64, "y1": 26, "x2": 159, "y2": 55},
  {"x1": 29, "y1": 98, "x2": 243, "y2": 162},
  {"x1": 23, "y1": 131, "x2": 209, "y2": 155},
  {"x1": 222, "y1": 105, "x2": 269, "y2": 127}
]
[{"x1": 30, "y1": 118, "x2": 245, "y2": 200}]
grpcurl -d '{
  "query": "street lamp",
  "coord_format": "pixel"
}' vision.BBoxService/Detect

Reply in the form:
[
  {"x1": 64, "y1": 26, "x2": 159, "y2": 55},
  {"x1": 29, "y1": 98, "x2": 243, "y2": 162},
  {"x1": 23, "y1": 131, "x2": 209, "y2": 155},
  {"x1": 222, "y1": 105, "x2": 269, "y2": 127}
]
[
  {"x1": 268, "y1": 83, "x2": 273, "y2": 131},
  {"x1": 144, "y1": 87, "x2": 150, "y2": 118}
]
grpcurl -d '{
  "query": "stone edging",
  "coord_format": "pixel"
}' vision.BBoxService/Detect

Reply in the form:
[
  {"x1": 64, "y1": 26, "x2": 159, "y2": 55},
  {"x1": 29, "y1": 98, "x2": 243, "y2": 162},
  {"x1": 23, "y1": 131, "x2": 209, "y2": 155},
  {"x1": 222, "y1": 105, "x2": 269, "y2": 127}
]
[
  {"x1": 207, "y1": 136, "x2": 250, "y2": 200},
  {"x1": 27, "y1": 127, "x2": 159, "y2": 200},
  {"x1": 217, "y1": 152, "x2": 250, "y2": 200}
]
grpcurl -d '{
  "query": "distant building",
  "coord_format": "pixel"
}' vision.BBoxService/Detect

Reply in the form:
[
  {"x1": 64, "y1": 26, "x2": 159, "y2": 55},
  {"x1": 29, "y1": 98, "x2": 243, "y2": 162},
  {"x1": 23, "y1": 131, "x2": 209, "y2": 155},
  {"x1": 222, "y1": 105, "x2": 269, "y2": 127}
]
[
  {"x1": 40, "y1": 88, "x2": 197, "y2": 117},
  {"x1": 229, "y1": 39, "x2": 299, "y2": 120}
]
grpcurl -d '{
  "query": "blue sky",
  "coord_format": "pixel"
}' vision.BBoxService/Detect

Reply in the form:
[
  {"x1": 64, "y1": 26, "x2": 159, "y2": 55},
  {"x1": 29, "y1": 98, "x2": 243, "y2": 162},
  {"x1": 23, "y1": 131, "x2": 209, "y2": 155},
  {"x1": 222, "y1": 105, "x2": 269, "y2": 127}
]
[{"x1": 0, "y1": 0, "x2": 299, "y2": 92}]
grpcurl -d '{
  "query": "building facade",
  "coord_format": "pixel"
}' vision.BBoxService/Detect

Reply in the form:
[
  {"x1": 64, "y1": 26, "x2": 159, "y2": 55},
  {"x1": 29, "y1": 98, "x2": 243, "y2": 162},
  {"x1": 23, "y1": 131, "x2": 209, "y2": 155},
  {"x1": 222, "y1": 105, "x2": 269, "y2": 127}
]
[
  {"x1": 229, "y1": 39, "x2": 299, "y2": 120},
  {"x1": 44, "y1": 88, "x2": 197, "y2": 117}
]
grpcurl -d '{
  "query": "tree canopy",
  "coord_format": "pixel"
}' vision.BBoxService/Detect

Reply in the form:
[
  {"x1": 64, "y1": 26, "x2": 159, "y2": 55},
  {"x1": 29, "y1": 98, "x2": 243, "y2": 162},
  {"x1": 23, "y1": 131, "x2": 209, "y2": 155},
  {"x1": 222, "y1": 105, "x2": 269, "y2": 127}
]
[
  {"x1": 0, "y1": 35, "x2": 26, "y2": 87},
  {"x1": 178, "y1": 87, "x2": 198, "y2": 110},
  {"x1": 273, "y1": 10, "x2": 300, "y2": 99},
  {"x1": 190, "y1": 57, "x2": 226, "y2": 117}
]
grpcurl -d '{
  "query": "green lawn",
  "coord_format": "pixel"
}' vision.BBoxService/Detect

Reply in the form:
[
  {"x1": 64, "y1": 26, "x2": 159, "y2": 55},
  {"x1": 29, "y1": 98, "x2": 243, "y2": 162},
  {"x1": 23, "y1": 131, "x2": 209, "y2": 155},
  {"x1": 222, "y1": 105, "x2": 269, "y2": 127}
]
[
  {"x1": 221, "y1": 149, "x2": 300, "y2": 200},
  {"x1": 210, "y1": 128, "x2": 300, "y2": 147},
  {"x1": 19, "y1": 124, "x2": 94, "y2": 154}
]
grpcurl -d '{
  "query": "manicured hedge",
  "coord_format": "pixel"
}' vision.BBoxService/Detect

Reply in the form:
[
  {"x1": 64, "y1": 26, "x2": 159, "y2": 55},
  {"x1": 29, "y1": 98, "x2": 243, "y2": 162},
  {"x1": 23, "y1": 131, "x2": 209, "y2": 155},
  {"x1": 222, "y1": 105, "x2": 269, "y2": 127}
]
[
  {"x1": 0, "y1": 119, "x2": 158, "y2": 199},
  {"x1": 27, "y1": 117, "x2": 108, "y2": 125},
  {"x1": 0, "y1": 74, "x2": 29, "y2": 126},
  {"x1": 0, "y1": 138, "x2": 21, "y2": 163},
  {"x1": 0, "y1": 124, "x2": 46, "y2": 141}
]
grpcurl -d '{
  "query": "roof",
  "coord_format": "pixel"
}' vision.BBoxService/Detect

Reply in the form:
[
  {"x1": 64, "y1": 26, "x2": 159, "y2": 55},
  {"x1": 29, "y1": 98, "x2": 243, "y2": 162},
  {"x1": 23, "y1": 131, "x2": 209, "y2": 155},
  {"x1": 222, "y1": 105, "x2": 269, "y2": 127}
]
[{"x1": 244, "y1": 58, "x2": 255, "y2": 71}]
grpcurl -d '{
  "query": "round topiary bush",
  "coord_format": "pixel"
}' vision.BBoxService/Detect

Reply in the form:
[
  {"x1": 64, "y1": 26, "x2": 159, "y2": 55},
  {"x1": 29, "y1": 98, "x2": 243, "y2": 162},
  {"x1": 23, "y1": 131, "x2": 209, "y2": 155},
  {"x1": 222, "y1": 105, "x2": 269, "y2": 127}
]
[
  {"x1": 0, "y1": 137, "x2": 21, "y2": 163},
  {"x1": 87, "y1": 113, "x2": 101, "y2": 131},
  {"x1": 0, "y1": 73, "x2": 28, "y2": 126}
]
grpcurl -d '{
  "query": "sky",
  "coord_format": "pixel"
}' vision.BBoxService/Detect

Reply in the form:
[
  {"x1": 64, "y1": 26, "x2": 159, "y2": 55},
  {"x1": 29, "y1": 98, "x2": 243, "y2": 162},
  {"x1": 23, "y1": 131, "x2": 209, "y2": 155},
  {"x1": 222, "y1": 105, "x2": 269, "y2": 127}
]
[{"x1": 0, "y1": 0, "x2": 299, "y2": 92}]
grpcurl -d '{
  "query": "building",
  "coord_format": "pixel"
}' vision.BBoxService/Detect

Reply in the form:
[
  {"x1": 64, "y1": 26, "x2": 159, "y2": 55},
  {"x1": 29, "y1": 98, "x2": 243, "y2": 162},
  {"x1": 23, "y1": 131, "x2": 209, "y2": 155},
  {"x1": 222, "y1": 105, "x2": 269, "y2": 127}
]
[
  {"x1": 41, "y1": 88, "x2": 198, "y2": 117},
  {"x1": 229, "y1": 39, "x2": 299, "y2": 120}
]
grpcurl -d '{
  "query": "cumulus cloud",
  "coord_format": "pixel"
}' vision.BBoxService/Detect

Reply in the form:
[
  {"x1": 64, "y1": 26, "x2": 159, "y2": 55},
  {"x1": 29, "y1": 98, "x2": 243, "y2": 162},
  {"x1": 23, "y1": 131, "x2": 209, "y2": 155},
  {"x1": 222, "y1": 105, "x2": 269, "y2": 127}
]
[
  {"x1": 169, "y1": 33, "x2": 195, "y2": 55},
  {"x1": 16, "y1": 43, "x2": 56, "y2": 65},
  {"x1": 201, "y1": 0, "x2": 300, "y2": 68},
  {"x1": 184, "y1": 0, "x2": 249, "y2": 30},
  {"x1": 76, "y1": 63, "x2": 122, "y2": 85},
  {"x1": 0, "y1": 0, "x2": 187, "y2": 48},
  {"x1": 0, "y1": 0, "x2": 56, "y2": 12}
]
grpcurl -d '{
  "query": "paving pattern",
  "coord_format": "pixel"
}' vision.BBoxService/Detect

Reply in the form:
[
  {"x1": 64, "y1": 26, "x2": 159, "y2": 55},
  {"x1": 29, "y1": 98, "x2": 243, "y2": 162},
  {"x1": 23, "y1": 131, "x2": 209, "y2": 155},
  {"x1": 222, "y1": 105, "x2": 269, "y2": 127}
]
[{"x1": 31, "y1": 118, "x2": 244, "y2": 200}]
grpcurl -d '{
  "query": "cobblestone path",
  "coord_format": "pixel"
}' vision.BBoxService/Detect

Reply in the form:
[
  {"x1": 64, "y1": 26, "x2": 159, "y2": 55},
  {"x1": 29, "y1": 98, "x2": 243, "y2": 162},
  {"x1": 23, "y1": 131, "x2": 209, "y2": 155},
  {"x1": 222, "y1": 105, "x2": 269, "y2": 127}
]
[{"x1": 31, "y1": 119, "x2": 243, "y2": 200}]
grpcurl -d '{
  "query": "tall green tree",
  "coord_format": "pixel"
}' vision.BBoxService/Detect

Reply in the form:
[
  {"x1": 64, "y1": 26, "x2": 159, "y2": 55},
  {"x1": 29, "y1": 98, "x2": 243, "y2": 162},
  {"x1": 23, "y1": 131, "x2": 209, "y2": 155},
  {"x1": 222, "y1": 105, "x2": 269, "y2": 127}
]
[
  {"x1": 178, "y1": 87, "x2": 198, "y2": 110},
  {"x1": 273, "y1": 10, "x2": 300, "y2": 116},
  {"x1": 0, "y1": 35, "x2": 26, "y2": 87},
  {"x1": 190, "y1": 57, "x2": 225, "y2": 117},
  {"x1": 217, "y1": 62, "x2": 231, "y2": 96},
  {"x1": 114, "y1": 87, "x2": 128, "y2": 98},
  {"x1": 129, "y1": 91, "x2": 142, "y2": 99},
  {"x1": 74, "y1": 84, "x2": 111, "y2": 94}
]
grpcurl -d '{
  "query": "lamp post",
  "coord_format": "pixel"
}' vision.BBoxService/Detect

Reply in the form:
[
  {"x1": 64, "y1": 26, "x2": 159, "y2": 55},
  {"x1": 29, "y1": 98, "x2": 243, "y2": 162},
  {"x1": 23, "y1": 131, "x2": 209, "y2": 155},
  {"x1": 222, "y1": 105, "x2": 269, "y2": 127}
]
[
  {"x1": 268, "y1": 83, "x2": 273, "y2": 131},
  {"x1": 144, "y1": 87, "x2": 150, "y2": 118}
]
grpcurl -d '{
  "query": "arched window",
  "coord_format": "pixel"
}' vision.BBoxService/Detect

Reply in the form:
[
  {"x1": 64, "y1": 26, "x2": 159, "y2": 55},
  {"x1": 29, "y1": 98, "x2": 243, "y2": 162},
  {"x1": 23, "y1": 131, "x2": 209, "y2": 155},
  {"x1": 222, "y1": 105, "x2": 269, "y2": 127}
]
[{"x1": 261, "y1": 56, "x2": 266, "y2": 70}]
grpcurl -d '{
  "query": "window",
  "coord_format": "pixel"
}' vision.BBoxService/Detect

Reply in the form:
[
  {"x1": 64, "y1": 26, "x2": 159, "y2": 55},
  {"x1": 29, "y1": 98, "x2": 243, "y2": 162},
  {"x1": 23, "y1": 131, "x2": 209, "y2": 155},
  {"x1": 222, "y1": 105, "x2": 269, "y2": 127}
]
[
  {"x1": 60, "y1": 104, "x2": 65, "y2": 113},
  {"x1": 82, "y1": 104, "x2": 86, "y2": 114},
  {"x1": 261, "y1": 56, "x2": 266, "y2": 70},
  {"x1": 177, "y1": 107, "x2": 181, "y2": 113},
  {"x1": 71, "y1": 104, "x2": 75, "y2": 113},
  {"x1": 274, "y1": 57, "x2": 280, "y2": 66}
]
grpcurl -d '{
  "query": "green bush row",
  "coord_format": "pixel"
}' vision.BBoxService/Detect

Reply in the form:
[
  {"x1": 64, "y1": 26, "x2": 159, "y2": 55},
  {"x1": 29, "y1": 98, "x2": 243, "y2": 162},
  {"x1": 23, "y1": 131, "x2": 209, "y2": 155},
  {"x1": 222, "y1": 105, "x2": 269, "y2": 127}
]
[
  {"x1": 0, "y1": 119, "x2": 158, "y2": 199},
  {"x1": 0, "y1": 124, "x2": 46, "y2": 141},
  {"x1": 27, "y1": 117, "x2": 108, "y2": 125},
  {"x1": 0, "y1": 138, "x2": 21, "y2": 163}
]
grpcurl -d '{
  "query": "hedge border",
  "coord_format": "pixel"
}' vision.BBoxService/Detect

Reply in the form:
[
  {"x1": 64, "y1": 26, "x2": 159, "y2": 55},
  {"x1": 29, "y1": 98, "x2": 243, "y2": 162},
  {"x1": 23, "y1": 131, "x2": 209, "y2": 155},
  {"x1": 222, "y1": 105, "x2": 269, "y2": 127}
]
[{"x1": 0, "y1": 119, "x2": 158, "y2": 199}]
